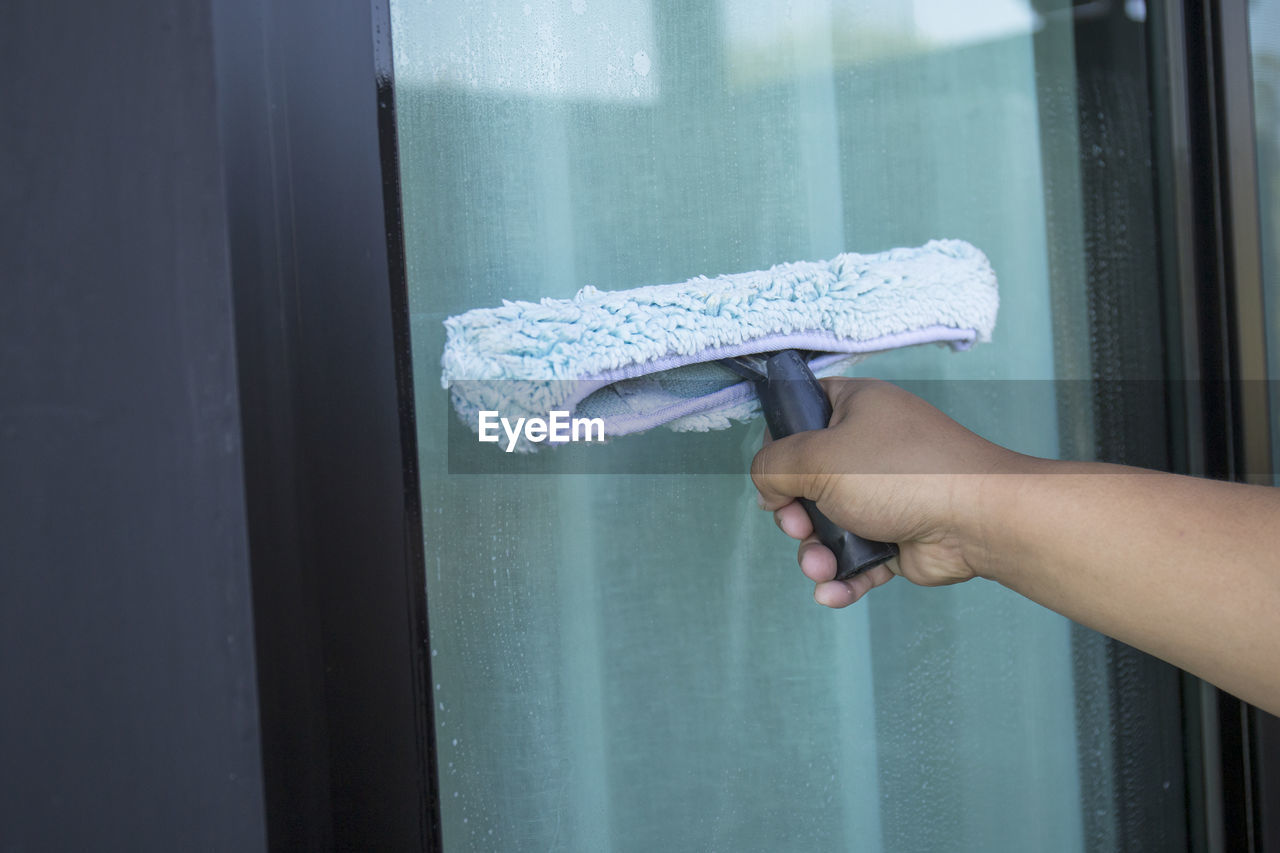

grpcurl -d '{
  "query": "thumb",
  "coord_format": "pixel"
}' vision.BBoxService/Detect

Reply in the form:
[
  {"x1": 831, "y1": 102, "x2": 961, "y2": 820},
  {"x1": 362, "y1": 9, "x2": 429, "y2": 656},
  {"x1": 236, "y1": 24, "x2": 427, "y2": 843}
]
[{"x1": 750, "y1": 430, "x2": 831, "y2": 510}]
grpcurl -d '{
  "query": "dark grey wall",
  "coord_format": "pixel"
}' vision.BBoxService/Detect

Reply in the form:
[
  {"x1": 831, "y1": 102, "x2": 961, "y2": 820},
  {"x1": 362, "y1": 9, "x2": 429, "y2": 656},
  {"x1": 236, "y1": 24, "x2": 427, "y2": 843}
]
[
  {"x1": 2, "y1": 0, "x2": 437, "y2": 848},
  {"x1": 1, "y1": 2, "x2": 268, "y2": 850}
]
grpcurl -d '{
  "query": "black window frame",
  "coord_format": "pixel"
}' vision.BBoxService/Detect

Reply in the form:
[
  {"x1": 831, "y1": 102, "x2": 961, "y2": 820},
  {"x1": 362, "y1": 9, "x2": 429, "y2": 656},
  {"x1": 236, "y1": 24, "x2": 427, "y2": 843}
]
[
  {"x1": 1151, "y1": 1, "x2": 1280, "y2": 850},
  {"x1": 211, "y1": 0, "x2": 438, "y2": 847}
]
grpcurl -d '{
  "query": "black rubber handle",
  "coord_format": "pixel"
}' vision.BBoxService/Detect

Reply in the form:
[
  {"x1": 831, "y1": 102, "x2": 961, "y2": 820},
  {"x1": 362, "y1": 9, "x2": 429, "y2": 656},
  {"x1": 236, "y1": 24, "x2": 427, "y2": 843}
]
[{"x1": 754, "y1": 350, "x2": 898, "y2": 580}]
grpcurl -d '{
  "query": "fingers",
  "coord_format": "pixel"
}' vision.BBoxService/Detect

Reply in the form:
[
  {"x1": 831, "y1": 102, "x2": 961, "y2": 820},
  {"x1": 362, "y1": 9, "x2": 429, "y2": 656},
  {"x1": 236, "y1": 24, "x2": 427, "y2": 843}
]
[
  {"x1": 757, "y1": 472, "x2": 889, "y2": 601},
  {"x1": 750, "y1": 430, "x2": 826, "y2": 509},
  {"x1": 773, "y1": 501, "x2": 813, "y2": 540},
  {"x1": 798, "y1": 537, "x2": 836, "y2": 582},
  {"x1": 817, "y1": 377, "x2": 883, "y2": 428},
  {"x1": 787, "y1": 530, "x2": 895, "y2": 606},
  {"x1": 751, "y1": 378, "x2": 880, "y2": 509},
  {"x1": 814, "y1": 563, "x2": 895, "y2": 608}
]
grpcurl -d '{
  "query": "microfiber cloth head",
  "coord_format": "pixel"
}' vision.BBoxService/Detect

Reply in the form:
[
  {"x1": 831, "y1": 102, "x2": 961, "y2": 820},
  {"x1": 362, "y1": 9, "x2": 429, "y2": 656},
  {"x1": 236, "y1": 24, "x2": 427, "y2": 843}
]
[{"x1": 441, "y1": 239, "x2": 998, "y2": 444}]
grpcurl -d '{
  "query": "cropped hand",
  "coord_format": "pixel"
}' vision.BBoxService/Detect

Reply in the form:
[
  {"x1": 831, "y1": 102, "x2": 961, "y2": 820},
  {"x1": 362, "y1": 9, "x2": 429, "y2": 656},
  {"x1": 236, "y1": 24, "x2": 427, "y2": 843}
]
[
  {"x1": 752, "y1": 378, "x2": 1280, "y2": 715},
  {"x1": 750, "y1": 378, "x2": 1023, "y2": 607}
]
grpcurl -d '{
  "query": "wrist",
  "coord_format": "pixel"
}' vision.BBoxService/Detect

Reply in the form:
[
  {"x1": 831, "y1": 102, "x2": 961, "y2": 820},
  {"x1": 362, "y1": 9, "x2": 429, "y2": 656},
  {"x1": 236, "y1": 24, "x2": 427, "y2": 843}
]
[{"x1": 952, "y1": 449, "x2": 1046, "y2": 583}]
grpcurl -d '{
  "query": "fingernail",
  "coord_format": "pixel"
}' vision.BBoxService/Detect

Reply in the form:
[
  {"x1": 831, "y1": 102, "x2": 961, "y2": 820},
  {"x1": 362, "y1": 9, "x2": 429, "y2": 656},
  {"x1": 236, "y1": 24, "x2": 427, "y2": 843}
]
[{"x1": 756, "y1": 491, "x2": 768, "y2": 510}]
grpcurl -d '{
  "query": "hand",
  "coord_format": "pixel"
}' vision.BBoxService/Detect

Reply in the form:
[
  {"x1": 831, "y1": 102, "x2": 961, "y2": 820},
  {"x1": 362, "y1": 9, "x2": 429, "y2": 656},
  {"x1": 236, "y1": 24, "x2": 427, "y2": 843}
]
[
  {"x1": 753, "y1": 379, "x2": 1280, "y2": 715},
  {"x1": 750, "y1": 378, "x2": 1023, "y2": 607}
]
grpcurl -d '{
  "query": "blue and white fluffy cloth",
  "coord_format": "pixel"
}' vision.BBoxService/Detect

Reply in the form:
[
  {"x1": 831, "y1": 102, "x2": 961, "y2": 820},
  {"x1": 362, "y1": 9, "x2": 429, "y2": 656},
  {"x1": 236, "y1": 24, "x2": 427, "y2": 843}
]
[{"x1": 441, "y1": 239, "x2": 998, "y2": 443}]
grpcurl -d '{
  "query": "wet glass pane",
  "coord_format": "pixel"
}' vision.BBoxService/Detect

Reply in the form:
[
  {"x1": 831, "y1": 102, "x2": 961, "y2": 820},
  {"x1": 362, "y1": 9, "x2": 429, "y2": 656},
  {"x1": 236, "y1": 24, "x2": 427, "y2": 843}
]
[{"x1": 390, "y1": 1, "x2": 1107, "y2": 849}]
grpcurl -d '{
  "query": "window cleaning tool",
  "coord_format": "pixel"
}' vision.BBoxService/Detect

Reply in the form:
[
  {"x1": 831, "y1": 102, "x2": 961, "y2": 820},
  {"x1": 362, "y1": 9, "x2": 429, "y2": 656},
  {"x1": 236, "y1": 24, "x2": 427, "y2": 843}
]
[{"x1": 441, "y1": 239, "x2": 999, "y2": 579}]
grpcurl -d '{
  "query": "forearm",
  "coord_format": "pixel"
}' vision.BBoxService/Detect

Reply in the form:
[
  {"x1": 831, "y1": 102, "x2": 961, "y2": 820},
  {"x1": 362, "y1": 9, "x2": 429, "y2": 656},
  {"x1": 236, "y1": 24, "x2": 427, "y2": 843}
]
[{"x1": 968, "y1": 460, "x2": 1280, "y2": 714}]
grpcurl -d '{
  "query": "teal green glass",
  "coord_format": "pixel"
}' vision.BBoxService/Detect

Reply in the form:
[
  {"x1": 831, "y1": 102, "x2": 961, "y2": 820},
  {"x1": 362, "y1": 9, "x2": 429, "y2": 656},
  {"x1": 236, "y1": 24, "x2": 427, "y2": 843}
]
[{"x1": 391, "y1": 2, "x2": 1096, "y2": 849}]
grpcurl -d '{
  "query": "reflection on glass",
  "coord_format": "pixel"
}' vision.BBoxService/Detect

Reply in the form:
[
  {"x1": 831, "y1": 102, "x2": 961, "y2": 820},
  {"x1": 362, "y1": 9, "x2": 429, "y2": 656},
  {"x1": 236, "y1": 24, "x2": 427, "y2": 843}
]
[{"x1": 392, "y1": 1, "x2": 1096, "y2": 849}]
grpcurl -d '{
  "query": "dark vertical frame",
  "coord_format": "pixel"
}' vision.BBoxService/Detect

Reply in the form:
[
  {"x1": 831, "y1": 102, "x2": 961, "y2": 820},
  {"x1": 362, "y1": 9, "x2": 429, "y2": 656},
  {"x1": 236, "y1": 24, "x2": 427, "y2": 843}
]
[
  {"x1": 1149, "y1": 0, "x2": 1280, "y2": 850},
  {"x1": 374, "y1": 0, "x2": 446, "y2": 846},
  {"x1": 1153, "y1": 0, "x2": 1272, "y2": 480},
  {"x1": 1219, "y1": 0, "x2": 1280, "y2": 846},
  {"x1": 213, "y1": 0, "x2": 438, "y2": 849},
  {"x1": 1211, "y1": 0, "x2": 1274, "y2": 486}
]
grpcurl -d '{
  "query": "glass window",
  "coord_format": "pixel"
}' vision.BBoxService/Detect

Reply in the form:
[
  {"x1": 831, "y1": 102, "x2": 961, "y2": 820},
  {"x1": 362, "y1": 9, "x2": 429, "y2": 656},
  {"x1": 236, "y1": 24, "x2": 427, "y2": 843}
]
[{"x1": 389, "y1": 1, "x2": 1168, "y2": 849}]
